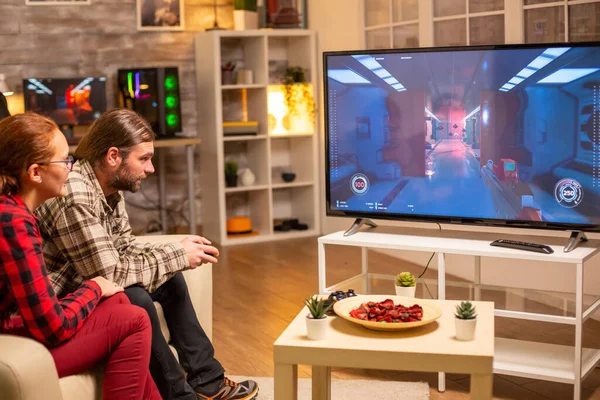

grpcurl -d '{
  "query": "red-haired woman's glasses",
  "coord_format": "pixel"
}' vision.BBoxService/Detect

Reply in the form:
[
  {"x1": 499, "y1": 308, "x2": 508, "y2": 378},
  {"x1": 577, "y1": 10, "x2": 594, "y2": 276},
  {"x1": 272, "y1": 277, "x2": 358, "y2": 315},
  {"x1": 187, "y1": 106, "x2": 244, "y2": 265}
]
[{"x1": 39, "y1": 155, "x2": 75, "y2": 171}]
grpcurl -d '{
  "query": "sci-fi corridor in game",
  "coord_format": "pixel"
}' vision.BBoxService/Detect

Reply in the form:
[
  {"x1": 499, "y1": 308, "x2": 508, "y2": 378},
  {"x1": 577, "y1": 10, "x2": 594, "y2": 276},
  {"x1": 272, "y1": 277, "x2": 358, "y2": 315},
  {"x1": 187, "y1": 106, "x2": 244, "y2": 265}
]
[{"x1": 326, "y1": 45, "x2": 600, "y2": 225}]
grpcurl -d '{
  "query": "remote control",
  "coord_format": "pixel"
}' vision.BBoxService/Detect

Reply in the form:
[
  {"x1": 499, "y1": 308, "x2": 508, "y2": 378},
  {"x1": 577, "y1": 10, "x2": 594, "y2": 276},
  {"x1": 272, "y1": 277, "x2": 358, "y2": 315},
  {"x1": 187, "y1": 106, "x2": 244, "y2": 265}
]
[{"x1": 490, "y1": 239, "x2": 554, "y2": 254}]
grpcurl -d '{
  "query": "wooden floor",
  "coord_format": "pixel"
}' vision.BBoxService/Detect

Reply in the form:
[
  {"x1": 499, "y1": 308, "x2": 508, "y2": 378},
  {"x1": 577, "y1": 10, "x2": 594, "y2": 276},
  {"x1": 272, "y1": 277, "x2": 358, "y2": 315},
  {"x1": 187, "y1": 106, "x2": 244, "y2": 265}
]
[{"x1": 210, "y1": 236, "x2": 600, "y2": 399}]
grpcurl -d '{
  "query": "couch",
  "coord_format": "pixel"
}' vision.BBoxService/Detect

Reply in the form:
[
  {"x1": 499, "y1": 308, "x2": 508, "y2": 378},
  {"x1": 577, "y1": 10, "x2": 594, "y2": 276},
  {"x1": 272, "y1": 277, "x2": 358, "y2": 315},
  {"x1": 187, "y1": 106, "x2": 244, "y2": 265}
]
[{"x1": 0, "y1": 235, "x2": 212, "y2": 400}]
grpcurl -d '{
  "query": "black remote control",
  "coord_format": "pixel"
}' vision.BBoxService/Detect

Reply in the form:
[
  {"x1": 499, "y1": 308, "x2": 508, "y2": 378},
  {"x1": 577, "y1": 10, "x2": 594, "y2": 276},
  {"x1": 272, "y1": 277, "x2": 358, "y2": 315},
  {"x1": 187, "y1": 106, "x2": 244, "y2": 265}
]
[{"x1": 490, "y1": 239, "x2": 554, "y2": 254}]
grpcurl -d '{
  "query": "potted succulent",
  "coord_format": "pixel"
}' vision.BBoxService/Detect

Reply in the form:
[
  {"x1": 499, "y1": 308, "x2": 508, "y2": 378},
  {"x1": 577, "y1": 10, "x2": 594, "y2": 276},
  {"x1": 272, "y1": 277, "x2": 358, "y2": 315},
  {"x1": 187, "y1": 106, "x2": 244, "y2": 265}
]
[
  {"x1": 305, "y1": 295, "x2": 333, "y2": 340},
  {"x1": 395, "y1": 272, "x2": 417, "y2": 297},
  {"x1": 282, "y1": 66, "x2": 315, "y2": 123},
  {"x1": 455, "y1": 301, "x2": 477, "y2": 341},
  {"x1": 224, "y1": 160, "x2": 238, "y2": 187}
]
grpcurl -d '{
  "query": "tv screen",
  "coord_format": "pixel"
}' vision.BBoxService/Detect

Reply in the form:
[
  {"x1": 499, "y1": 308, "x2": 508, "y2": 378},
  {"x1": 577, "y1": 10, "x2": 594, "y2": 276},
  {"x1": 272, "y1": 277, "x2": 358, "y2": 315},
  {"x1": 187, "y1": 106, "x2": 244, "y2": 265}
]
[
  {"x1": 324, "y1": 43, "x2": 600, "y2": 231},
  {"x1": 23, "y1": 77, "x2": 107, "y2": 126}
]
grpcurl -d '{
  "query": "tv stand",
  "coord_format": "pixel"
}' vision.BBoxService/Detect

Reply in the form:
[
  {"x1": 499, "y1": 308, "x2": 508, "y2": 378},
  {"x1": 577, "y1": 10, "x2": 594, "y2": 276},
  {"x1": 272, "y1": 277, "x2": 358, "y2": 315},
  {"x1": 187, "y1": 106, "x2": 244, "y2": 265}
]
[
  {"x1": 343, "y1": 218, "x2": 377, "y2": 236},
  {"x1": 317, "y1": 228, "x2": 600, "y2": 399},
  {"x1": 565, "y1": 231, "x2": 588, "y2": 253}
]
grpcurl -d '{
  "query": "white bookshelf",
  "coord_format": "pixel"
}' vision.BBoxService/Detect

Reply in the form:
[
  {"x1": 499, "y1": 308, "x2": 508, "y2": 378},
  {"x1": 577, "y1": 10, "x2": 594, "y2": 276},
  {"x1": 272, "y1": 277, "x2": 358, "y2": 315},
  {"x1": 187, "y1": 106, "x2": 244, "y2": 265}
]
[{"x1": 194, "y1": 30, "x2": 320, "y2": 246}]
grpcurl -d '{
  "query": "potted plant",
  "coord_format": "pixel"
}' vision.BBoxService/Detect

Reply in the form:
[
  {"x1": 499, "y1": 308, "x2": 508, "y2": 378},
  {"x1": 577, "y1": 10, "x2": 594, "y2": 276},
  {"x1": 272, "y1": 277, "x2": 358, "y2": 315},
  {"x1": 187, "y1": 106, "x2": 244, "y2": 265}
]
[
  {"x1": 305, "y1": 295, "x2": 333, "y2": 340},
  {"x1": 395, "y1": 272, "x2": 417, "y2": 297},
  {"x1": 224, "y1": 160, "x2": 238, "y2": 187},
  {"x1": 282, "y1": 66, "x2": 315, "y2": 123},
  {"x1": 233, "y1": 0, "x2": 258, "y2": 30},
  {"x1": 455, "y1": 301, "x2": 477, "y2": 341}
]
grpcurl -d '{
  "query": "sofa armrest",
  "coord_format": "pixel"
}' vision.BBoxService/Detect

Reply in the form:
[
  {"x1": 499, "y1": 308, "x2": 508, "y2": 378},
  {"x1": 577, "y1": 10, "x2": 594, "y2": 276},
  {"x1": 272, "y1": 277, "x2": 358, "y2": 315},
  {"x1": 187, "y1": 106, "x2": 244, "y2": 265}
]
[
  {"x1": 0, "y1": 334, "x2": 64, "y2": 400},
  {"x1": 136, "y1": 235, "x2": 213, "y2": 341}
]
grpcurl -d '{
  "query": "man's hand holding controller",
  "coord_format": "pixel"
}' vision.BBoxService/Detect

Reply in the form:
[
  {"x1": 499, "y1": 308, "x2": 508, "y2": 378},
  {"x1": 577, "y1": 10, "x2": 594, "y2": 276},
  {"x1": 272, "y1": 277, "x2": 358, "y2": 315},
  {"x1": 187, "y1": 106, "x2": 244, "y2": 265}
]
[{"x1": 181, "y1": 235, "x2": 219, "y2": 268}]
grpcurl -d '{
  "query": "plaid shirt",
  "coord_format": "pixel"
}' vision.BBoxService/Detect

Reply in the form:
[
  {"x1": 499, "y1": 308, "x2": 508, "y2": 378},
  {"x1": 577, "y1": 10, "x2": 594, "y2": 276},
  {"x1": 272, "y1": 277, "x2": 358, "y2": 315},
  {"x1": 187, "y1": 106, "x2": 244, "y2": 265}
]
[
  {"x1": 35, "y1": 160, "x2": 187, "y2": 297},
  {"x1": 0, "y1": 195, "x2": 101, "y2": 346}
]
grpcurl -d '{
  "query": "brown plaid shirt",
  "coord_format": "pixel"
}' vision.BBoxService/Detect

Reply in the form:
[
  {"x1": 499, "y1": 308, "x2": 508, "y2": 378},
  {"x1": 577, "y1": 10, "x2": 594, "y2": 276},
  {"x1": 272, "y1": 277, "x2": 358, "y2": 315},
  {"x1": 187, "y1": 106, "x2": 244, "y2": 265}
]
[{"x1": 35, "y1": 160, "x2": 188, "y2": 297}]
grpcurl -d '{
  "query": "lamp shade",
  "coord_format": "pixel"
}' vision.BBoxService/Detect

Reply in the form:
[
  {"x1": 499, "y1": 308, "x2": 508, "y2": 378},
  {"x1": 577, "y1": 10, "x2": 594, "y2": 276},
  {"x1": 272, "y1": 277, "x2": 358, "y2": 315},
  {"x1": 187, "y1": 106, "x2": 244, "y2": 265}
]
[{"x1": 0, "y1": 74, "x2": 13, "y2": 96}]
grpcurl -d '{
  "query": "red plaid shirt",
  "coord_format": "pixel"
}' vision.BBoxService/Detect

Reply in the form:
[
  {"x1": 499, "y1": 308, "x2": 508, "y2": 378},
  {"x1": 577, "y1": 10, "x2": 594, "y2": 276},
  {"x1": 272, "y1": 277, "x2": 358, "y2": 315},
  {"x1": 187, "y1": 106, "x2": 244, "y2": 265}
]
[{"x1": 0, "y1": 195, "x2": 101, "y2": 346}]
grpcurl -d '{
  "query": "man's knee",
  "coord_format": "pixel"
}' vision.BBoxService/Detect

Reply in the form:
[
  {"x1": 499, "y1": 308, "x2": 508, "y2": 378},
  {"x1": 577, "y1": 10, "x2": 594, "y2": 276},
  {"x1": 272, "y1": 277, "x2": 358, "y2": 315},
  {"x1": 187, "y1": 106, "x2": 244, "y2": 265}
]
[
  {"x1": 125, "y1": 286, "x2": 155, "y2": 312},
  {"x1": 162, "y1": 272, "x2": 190, "y2": 301}
]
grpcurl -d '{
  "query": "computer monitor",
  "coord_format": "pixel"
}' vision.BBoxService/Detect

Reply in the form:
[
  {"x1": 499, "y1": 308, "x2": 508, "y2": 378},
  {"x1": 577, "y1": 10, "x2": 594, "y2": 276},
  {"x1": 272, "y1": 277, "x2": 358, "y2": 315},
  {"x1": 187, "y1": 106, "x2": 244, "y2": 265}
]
[{"x1": 23, "y1": 77, "x2": 107, "y2": 127}]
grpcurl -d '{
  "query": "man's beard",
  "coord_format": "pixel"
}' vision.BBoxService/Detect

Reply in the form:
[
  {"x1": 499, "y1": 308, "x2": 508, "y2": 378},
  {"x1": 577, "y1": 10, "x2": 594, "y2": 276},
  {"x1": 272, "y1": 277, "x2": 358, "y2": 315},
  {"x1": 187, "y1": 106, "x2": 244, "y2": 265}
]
[{"x1": 109, "y1": 163, "x2": 144, "y2": 193}]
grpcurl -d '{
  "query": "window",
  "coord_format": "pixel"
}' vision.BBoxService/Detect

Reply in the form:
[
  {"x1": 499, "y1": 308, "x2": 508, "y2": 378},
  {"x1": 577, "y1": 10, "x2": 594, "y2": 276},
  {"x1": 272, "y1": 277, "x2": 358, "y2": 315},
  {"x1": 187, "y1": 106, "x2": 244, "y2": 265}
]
[
  {"x1": 433, "y1": 0, "x2": 505, "y2": 46},
  {"x1": 523, "y1": 0, "x2": 600, "y2": 43},
  {"x1": 364, "y1": 0, "x2": 419, "y2": 49}
]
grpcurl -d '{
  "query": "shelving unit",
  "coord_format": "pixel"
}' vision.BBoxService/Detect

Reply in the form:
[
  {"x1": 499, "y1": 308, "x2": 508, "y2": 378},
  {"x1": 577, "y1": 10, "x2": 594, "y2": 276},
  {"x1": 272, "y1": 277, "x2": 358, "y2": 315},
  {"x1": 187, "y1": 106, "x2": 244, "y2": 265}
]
[
  {"x1": 317, "y1": 228, "x2": 600, "y2": 399},
  {"x1": 195, "y1": 30, "x2": 320, "y2": 246}
]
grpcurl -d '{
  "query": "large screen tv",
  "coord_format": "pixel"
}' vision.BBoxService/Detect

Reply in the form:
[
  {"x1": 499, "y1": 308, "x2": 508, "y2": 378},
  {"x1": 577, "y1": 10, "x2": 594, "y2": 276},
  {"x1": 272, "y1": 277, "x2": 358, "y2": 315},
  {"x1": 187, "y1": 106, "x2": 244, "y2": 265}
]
[
  {"x1": 23, "y1": 77, "x2": 107, "y2": 126},
  {"x1": 324, "y1": 43, "x2": 600, "y2": 237}
]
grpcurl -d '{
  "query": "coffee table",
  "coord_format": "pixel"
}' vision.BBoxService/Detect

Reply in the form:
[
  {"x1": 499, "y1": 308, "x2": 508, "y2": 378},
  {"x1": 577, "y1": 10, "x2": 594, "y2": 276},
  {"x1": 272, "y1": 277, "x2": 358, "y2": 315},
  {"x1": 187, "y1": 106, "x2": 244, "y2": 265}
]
[{"x1": 273, "y1": 299, "x2": 494, "y2": 400}]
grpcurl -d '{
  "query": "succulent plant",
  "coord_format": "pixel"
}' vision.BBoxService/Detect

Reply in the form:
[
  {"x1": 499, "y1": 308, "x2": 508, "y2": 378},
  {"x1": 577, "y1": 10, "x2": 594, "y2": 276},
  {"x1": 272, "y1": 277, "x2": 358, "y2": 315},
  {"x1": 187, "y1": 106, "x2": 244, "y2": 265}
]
[
  {"x1": 305, "y1": 295, "x2": 333, "y2": 319},
  {"x1": 454, "y1": 301, "x2": 477, "y2": 320},
  {"x1": 224, "y1": 160, "x2": 238, "y2": 177},
  {"x1": 395, "y1": 272, "x2": 416, "y2": 287}
]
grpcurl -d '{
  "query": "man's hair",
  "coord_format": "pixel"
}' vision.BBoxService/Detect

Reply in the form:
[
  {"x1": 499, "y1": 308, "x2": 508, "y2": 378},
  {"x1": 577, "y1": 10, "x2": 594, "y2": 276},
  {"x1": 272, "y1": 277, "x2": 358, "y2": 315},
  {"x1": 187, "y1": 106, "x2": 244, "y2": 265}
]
[
  {"x1": 74, "y1": 108, "x2": 155, "y2": 165},
  {"x1": 0, "y1": 113, "x2": 58, "y2": 196}
]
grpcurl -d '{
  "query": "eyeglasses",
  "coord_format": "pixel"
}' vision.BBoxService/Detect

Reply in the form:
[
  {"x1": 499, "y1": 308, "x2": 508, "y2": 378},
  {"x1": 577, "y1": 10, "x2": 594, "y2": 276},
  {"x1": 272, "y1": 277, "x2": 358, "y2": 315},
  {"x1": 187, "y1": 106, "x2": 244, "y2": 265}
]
[{"x1": 38, "y1": 155, "x2": 75, "y2": 171}]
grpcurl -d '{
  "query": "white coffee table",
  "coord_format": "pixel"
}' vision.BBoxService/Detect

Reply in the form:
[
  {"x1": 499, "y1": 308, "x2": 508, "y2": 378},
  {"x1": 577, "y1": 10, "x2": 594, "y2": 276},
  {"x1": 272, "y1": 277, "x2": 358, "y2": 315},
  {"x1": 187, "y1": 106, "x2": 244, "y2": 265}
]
[{"x1": 273, "y1": 299, "x2": 494, "y2": 400}]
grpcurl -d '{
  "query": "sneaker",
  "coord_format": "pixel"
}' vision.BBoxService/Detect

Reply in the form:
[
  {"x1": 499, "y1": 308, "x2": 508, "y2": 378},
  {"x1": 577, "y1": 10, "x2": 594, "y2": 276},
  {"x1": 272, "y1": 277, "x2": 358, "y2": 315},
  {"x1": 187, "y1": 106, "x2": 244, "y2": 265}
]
[{"x1": 196, "y1": 377, "x2": 259, "y2": 400}]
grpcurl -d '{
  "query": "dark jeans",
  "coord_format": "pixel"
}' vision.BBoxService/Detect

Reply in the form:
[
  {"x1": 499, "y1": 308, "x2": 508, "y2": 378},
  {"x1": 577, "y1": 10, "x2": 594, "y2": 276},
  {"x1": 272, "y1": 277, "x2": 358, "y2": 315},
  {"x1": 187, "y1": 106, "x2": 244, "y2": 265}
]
[{"x1": 125, "y1": 272, "x2": 224, "y2": 400}]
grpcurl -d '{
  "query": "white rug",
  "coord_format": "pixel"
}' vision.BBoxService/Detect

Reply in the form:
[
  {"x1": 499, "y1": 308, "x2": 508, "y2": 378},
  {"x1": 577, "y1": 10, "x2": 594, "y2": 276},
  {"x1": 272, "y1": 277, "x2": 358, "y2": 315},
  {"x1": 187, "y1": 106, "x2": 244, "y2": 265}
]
[{"x1": 229, "y1": 375, "x2": 429, "y2": 400}]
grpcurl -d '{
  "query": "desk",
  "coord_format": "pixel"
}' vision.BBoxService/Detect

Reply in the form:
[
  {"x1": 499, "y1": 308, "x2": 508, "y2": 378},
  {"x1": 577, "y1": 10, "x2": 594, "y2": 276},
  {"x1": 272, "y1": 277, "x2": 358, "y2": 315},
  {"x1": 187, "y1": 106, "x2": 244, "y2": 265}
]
[
  {"x1": 70, "y1": 137, "x2": 201, "y2": 235},
  {"x1": 273, "y1": 298, "x2": 495, "y2": 400},
  {"x1": 317, "y1": 228, "x2": 600, "y2": 398}
]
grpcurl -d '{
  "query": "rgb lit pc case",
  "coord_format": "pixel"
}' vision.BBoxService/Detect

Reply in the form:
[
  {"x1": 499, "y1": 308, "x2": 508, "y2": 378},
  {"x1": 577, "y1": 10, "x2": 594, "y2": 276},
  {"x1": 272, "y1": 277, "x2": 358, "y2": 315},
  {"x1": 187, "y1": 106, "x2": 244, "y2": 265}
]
[{"x1": 117, "y1": 67, "x2": 182, "y2": 137}]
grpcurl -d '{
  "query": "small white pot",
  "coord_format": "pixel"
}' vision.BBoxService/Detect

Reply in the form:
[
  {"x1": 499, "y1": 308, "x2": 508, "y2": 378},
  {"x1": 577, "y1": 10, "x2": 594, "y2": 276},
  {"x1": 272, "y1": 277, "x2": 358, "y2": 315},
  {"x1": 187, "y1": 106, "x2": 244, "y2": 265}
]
[
  {"x1": 306, "y1": 315, "x2": 328, "y2": 340},
  {"x1": 455, "y1": 318, "x2": 477, "y2": 341},
  {"x1": 395, "y1": 285, "x2": 416, "y2": 298}
]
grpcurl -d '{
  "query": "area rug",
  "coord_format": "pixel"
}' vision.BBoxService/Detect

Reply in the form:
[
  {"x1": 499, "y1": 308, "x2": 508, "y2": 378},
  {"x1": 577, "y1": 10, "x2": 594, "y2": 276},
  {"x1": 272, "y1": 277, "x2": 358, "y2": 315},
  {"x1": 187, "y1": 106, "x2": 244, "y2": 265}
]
[{"x1": 228, "y1": 375, "x2": 429, "y2": 400}]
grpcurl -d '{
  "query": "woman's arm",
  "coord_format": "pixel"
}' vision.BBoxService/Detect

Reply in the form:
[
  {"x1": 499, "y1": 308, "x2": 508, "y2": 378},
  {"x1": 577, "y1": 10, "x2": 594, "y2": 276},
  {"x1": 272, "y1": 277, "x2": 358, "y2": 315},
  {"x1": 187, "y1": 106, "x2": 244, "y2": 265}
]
[{"x1": 0, "y1": 217, "x2": 101, "y2": 346}]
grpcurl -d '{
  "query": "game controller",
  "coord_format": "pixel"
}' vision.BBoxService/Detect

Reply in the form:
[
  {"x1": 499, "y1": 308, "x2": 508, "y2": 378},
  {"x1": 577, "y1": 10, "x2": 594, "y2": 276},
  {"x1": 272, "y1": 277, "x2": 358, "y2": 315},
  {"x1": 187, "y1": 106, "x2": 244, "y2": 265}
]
[{"x1": 324, "y1": 289, "x2": 358, "y2": 315}]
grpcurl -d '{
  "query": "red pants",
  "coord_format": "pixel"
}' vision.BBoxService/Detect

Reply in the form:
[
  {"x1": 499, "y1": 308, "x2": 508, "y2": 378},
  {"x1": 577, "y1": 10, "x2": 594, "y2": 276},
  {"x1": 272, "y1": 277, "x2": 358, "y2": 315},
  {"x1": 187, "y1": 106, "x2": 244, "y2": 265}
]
[{"x1": 49, "y1": 293, "x2": 161, "y2": 400}]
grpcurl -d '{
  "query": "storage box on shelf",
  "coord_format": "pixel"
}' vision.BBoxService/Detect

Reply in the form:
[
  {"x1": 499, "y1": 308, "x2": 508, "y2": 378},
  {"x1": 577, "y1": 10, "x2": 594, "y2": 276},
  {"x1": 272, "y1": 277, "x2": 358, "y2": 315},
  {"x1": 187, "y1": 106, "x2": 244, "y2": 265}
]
[{"x1": 195, "y1": 29, "x2": 319, "y2": 246}]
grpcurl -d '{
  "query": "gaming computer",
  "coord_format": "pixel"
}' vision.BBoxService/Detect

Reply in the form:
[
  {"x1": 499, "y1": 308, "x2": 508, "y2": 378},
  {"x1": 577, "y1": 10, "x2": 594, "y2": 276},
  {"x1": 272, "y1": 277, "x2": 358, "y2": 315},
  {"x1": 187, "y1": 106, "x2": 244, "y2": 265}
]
[
  {"x1": 22, "y1": 67, "x2": 182, "y2": 140},
  {"x1": 116, "y1": 67, "x2": 182, "y2": 138},
  {"x1": 324, "y1": 42, "x2": 600, "y2": 251}
]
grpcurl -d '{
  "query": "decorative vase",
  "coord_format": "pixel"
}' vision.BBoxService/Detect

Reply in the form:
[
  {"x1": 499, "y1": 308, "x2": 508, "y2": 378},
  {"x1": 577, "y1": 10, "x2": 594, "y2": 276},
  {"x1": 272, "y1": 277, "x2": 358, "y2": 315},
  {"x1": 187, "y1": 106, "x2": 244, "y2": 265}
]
[
  {"x1": 234, "y1": 10, "x2": 259, "y2": 30},
  {"x1": 238, "y1": 168, "x2": 256, "y2": 186},
  {"x1": 306, "y1": 315, "x2": 328, "y2": 340},
  {"x1": 225, "y1": 175, "x2": 238, "y2": 187},
  {"x1": 395, "y1": 285, "x2": 416, "y2": 298},
  {"x1": 455, "y1": 318, "x2": 477, "y2": 341}
]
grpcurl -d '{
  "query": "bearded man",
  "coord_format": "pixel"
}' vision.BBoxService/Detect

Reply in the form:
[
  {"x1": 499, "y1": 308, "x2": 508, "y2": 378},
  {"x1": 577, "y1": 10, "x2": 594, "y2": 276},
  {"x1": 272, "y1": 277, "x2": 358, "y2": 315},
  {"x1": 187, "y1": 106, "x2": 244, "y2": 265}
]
[{"x1": 36, "y1": 109, "x2": 258, "y2": 400}]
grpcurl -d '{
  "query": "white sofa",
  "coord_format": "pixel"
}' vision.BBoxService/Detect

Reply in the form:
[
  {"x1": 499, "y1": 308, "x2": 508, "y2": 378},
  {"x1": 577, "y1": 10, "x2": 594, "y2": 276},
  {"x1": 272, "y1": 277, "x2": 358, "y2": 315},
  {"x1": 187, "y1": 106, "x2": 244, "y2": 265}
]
[{"x1": 0, "y1": 235, "x2": 212, "y2": 400}]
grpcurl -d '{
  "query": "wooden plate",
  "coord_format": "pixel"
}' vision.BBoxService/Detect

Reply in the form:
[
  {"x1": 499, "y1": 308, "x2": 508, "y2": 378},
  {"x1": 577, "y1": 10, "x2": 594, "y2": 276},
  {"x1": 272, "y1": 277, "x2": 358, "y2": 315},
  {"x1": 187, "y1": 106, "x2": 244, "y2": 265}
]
[{"x1": 333, "y1": 295, "x2": 442, "y2": 331}]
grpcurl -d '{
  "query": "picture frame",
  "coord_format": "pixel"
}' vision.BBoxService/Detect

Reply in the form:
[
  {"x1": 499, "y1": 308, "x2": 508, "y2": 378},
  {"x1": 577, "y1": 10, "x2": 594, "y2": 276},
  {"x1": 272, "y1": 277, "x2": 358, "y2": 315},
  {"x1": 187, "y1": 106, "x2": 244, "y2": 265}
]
[
  {"x1": 26, "y1": 0, "x2": 90, "y2": 5},
  {"x1": 137, "y1": 0, "x2": 184, "y2": 32}
]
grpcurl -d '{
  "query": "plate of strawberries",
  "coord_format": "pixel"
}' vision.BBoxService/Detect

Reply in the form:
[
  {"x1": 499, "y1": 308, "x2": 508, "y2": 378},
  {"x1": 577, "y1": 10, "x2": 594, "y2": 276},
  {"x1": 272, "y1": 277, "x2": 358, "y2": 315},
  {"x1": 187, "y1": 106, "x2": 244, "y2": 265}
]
[{"x1": 333, "y1": 295, "x2": 442, "y2": 331}]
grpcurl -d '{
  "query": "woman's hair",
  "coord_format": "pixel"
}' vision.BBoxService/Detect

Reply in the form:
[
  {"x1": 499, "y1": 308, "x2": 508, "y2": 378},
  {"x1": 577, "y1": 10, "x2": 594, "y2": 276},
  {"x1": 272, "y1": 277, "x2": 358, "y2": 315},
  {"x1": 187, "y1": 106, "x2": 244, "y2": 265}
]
[
  {"x1": 0, "y1": 113, "x2": 58, "y2": 196},
  {"x1": 74, "y1": 108, "x2": 155, "y2": 165},
  {"x1": 0, "y1": 93, "x2": 10, "y2": 120}
]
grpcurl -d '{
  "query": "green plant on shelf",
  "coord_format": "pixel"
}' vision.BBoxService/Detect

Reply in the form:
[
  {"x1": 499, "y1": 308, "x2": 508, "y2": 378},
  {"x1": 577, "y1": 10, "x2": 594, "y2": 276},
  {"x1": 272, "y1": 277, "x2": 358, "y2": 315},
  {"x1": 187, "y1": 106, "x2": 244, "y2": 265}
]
[
  {"x1": 282, "y1": 66, "x2": 315, "y2": 123},
  {"x1": 234, "y1": 0, "x2": 257, "y2": 11},
  {"x1": 454, "y1": 301, "x2": 477, "y2": 320},
  {"x1": 224, "y1": 160, "x2": 238, "y2": 177}
]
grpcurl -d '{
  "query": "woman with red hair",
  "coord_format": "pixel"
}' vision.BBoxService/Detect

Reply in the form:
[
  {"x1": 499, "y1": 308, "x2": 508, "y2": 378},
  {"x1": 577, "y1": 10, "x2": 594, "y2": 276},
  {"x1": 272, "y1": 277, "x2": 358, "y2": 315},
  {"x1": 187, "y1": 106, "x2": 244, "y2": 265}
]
[{"x1": 0, "y1": 113, "x2": 161, "y2": 399}]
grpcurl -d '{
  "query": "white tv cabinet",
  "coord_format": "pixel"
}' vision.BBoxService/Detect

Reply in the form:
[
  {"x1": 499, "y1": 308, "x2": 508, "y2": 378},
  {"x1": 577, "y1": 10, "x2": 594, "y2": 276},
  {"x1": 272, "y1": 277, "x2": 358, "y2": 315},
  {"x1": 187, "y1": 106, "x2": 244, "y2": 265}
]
[{"x1": 318, "y1": 228, "x2": 600, "y2": 399}]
